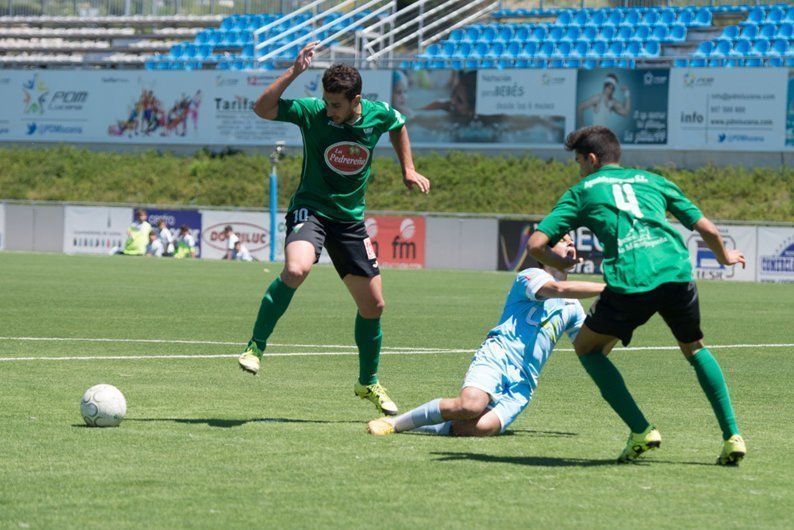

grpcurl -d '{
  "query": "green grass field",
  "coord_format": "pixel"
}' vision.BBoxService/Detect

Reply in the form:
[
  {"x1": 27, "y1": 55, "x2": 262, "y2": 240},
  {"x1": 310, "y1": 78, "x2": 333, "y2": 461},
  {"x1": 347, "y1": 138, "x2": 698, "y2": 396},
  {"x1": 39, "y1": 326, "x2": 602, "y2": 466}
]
[{"x1": 1, "y1": 252, "x2": 792, "y2": 529}]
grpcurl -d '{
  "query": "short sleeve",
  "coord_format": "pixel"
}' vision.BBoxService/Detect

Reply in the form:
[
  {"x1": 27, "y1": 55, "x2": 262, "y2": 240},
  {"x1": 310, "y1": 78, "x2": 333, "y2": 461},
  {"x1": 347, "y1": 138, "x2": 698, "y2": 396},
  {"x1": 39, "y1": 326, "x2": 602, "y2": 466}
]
[
  {"x1": 661, "y1": 178, "x2": 703, "y2": 229},
  {"x1": 275, "y1": 98, "x2": 321, "y2": 127},
  {"x1": 384, "y1": 103, "x2": 406, "y2": 132},
  {"x1": 517, "y1": 269, "x2": 555, "y2": 301},
  {"x1": 536, "y1": 189, "x2": 580, "y2": 244},
  {"x1": 565, "y1": 302, "x2": 586, "y2": 341}
]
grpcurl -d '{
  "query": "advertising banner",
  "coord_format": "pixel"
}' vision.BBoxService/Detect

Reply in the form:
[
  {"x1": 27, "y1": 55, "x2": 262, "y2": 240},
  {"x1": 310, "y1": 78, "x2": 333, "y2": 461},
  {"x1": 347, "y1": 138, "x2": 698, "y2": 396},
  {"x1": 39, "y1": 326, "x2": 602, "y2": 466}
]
[
  {"x1": 392, "y1": 68, "x2": 574, "y2": 146},
  {"x1": 200, "y1": 209, "x2": 285, "y2": 261},
  {"x1": 63, "y1": 206, "x2": 133, "y2": 254},
  {"x1": 757, "y1": 227, "x2": 794, "y2": 283},
  {"x1": 672, "y1": 223, "x2": 757, "y2": 282},
  {"x1": 497, "y1": 219, "x2": 603, "y2": 274},
  {"x1": 576, "y1": 68, "x2": 669, "y2": 145},
  {"x1": 145, "y1": 208, "x2": 202, "y2": 256},
  {"x1": 0, "y1": 202, "x2": 5, "y2": 250},
  {"x1": 669, "y1": 68, "x2": 788, "y2": 151},
  {"x1": 786, "y1": 69, "x2": 794, "y2": 147},
  {"x1": 364, "y1": 215, "x2": 425, "y2": 268},
  {"x1": 0, "y1": 70, "x2": 392, "y2": 147}
]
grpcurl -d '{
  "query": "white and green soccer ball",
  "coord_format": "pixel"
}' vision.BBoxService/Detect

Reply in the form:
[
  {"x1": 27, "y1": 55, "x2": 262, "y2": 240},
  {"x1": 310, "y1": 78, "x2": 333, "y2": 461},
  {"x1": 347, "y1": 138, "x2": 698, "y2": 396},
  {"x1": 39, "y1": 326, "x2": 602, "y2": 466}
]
[{"x1": 80, "y1": 384, "x2": 126, "y2": 427}]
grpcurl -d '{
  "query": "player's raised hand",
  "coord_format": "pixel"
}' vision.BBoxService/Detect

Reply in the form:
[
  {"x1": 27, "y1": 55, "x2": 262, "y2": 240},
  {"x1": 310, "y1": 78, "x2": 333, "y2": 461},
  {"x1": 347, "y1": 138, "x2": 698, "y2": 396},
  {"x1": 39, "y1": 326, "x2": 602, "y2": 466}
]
[
  {"x1": 723, "y1": 249, "x2": 746, "y2": 268},
  {"x1": 403, "y1": 168, "x2": 430, "y2": 194},
  {"x1": 293, "y1": 41, "x2": 319, "y2": 74}
]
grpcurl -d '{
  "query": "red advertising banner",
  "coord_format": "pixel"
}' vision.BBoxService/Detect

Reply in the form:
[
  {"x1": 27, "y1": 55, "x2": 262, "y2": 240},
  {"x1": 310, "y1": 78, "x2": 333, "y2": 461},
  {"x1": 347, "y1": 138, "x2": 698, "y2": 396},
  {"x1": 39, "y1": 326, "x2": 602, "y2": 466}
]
[{"x1": 364, "y1": 215, "x2": 426, "y2": 268}]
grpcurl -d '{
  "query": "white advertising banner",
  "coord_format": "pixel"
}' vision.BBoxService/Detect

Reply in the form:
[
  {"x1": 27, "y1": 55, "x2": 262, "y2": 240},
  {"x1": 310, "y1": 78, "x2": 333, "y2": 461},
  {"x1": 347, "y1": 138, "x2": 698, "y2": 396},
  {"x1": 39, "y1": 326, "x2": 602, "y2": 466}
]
[
  {"x1": 0, "y1": 202, "x2": 5, "y2": 250},
  {"x1": 0, "y1": 70, "x2": 392, "y2": 147},
  {"x1": 757, "y1": 226, "x2": 794, "y2": 283},
  {"x1": 63, "y1": 206, "x2": 133, "y2": 254},
  {"x1": 673, "y1": 223, "x2": 757, "y2": 282},
  {"x1": 199, "y1": 209, "x2": 285, "y2": 261},
  {"x1": 669, "y1": 68, "x2": 788, "y2": 151},
  {"x1": 475, "y1": 69, "x2": 577, "y2": 144}
]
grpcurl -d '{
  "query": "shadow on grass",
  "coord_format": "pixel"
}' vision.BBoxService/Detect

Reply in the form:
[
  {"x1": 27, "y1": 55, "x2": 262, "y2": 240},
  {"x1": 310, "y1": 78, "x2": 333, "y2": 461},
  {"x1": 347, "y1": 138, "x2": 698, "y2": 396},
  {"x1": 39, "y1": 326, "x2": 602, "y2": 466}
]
[
  {"x1": 75, "y1": 417, "x2": 361, "y2": 428},
  {"x1": 432, "y1": 452, "x2": 716, "y2": 468},
  {"x1": 432, "y1": 451, "x2": 616, "y2": 467},
  {"x1": 504, "y1": 429, "x2": 578, "y2": 437}
]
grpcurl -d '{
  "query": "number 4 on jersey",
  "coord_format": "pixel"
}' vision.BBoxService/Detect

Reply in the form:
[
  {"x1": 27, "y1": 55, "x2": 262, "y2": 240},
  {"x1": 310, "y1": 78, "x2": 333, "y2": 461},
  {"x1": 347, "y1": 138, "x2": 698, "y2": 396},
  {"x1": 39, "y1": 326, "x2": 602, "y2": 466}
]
[{"x1": 612, "y1": 183, "x2": 644, "y2": 219}]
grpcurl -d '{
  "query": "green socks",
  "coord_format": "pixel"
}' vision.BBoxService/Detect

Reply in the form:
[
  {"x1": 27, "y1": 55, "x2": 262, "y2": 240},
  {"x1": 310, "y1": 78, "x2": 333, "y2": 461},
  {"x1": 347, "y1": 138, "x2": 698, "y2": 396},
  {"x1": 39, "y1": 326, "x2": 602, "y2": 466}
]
[
  {"x1": 579, "y1": 351, "x2": 650, "y2": 434},
  {"x1": 250, "y1": 277, "x2": 296, "y2": 351},
  {"x1": 689, "y1": 348, "x2": 740, "y2": 440},
  {"x1": 355, "y1": 313, "x2": 382, "y2": 386}
]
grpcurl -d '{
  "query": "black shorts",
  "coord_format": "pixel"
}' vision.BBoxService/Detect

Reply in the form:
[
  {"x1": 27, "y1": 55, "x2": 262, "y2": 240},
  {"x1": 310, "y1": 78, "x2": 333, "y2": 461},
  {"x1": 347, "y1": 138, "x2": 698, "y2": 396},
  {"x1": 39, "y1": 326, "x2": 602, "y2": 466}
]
[
  {"x1": 585, "y1": 281, "x2": 703, "y2": 347},
  {"x1": 285, "y1": 208, "x2": 379, "y2": 279}
]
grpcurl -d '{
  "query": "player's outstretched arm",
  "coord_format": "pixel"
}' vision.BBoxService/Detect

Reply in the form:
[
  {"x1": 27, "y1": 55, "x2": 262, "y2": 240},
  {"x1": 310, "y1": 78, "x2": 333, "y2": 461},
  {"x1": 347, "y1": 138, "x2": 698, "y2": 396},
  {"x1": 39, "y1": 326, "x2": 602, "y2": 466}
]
[
  {"x1": 252, "y1": 41, "x2": 318, "y2": 120},
  {"x1": 693, "y1": 217, "x2": 746, "y2": 268},
  {"x1": 389, "y1": 125, "x2": 430, "y2": 194},
  {"x1": 537, "y1": 280, "x2": 605, "y2": 300}
]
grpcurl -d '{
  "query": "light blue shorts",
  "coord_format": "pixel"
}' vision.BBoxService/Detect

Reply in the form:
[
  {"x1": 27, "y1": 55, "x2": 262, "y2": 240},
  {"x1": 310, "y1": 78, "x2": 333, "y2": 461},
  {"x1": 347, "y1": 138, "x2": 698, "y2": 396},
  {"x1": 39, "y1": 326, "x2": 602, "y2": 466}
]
[{"x1": 461, "y1": 337, "x2": 533, "y2": 433}]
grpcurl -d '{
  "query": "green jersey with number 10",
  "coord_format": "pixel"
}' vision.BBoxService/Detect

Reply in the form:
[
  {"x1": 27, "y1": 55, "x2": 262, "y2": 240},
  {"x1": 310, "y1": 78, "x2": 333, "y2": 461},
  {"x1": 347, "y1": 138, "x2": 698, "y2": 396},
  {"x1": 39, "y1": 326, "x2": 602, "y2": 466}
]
[
  {"x1": 275, "y1": 97, "x2": 405, "y2": 222},
  {"x1": 537, "y1": 165, "x2": 703, "y2": 294}
]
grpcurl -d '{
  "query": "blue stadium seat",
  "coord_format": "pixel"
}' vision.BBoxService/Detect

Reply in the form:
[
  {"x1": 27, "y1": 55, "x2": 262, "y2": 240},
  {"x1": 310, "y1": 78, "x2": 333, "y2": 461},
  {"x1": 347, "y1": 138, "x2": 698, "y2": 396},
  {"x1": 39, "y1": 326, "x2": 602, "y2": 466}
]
[
  {"x1": 581, "y1": 26, "x2": 598, "y2": 42},
  {"x1": 571, "y1": 41, "x2": 589, "y2": 59},
  {"x1": 561, "y1": 26, "x2": 581, "y2": 42},
  {"x1": 555, "y1": 11, "x2": 573, "y2": 26},
  {"x1": 713, "y1": 40, "x2": 732, "y2": 58},
  {"x1": 597, "y1": 26, "x2": 617, "y2": 43},
  {"x1": 495, "y1": 26, "x2": 514, "y2": 43},
  {"x1": 730, "y1": 38, "x2": 752, "y2": 58},
  {"x1": 572, "y1": 11, "x2": 588, "y2": 27},
  {"x1": 692, "y1": 40, "x2": 714, "y2": 58},
  {"x1": 771, "y1": 38, "x2": 789, "y2": 56},
  {"x1": 623, "y1": 11, "x2": 640, "y2": 26},
  {"x1": 776, "y1": 23, "x2": 793, "y2": 39},
  {"x1": 603, "y1": 11, "x2": 623, "y2": 27},
  {"x1": 449, "y1": 28, "x2": 464, "y2": 42},
  {"x1": 739, "y1": 24, "x2": 758, "y2": 40},
  {"x1": 616, "y1": 59, "x2": 635, "y2": 69},
  {"x1": 605, "y1": 41, "x2": 624, "y2": 59},
  {"x1": 615, "y1": 26, "x2": 633, "y2": 43},
  {"x1": 169, "y1": 43, "x2": 185, "y2": 59},
  {"x1": 587, "y1": 41, "x2": 607, "y2": 58},
  {"x1": 643, "y1": 11, "x2": 660, "y2": 25},
  {"x1": 198, "y1": 44, "x2": 213, "y2": 59},
  {"x1": 441, "y1": 41, "x2": 456, "y2": 58},
  {"x1": 470, "y1": 42, "x2": 489, "y2": 59},
  {"x1": 758, "y1": 23, "x2": 777, "y2": 40},
  {"x1": 529, "y1": 26, "x2": 547, "y2": 42},
  {"x1": 751, "y1": 39, "x2": 770, "y2": 56},
  {"x1": 464, "y1": 26, "x2": 480, "y2": 43},
  {"x1": 537, "y1": 42, "x2": 555, "y2": 58},
  {"x1": 745, "y1": 57, "x2": 764, "y2": 66},
  {"x1": 480, "y1": 26, "x2": 497, "y2": 43},
  {"x1": 719, "y1": 25, "x2": 740, "y2": 42},
  {"x1": 743, "y1": 7, "x2": 764, "y2": 26},
  {"x1": 767, "y1": 56, "x2": 784, "y2": 66},
  {"x1": 642, "y1": 41, "x2": 661, "y2": 57},
  {"x1": 453, "y1": 42, "x2": 472, "y2": 58},
  {"x1": 548, "y1": 26, "x2": 564, "y2": 42},
  {"x1": 650, "y1": 25, "x2": 668, "y2": 42},
  {"x1": 766, "y1": 8, "x2": 785, "y2": 24},
  {"x1": 599, "y1": 58, "x2": 616, "y2": 68},
  {"x1": 677, "y1": 10, "x2": 693, "y2": 26},
  {"x1": 552, "y1": 42, "x2": 572, "y2": 59},
  {"x1": 630, "y1": 26, "x2": 650, "y2": 42},
  {"x1": 419, "y1": 43, "x2": 440, "y2": 59},
  {"x1": 464, "y1": 59, "x2": 478, "y2": 69},
  {"x1": 708, "y1": 58, "x2": 725, "y2": 67},
  {"x1": 787, "y1": 7, "x2": 794, "y2": 23},
  {"x1": 548, "y1": 59, "x2": 565, "y2": 68},
  {"x1": 690, "y1": 57, "x2": 707, "y2": 68},
  {"x1": 520, "y1": 42, "x2": 537, "y2": 58},
  {"x1": 480, "y1": 59, "x2": 496, "y2": 69},
  {"x1": 506, "y1": 41, "x2": 521, "y2": 58},
  {"x1": 660, "y1": 8, "x2": 676, "y2": 25},
  {"x1": 514, "y1": 25, "x2": 531, "y2": 42},
  {"x1": 673, "y1": 58, "x2": 689, "y2": 68},
  {"x1": 586, "y1": 11, "x2": 606, "y2": 28},
  {"x1": 621, "y1": 41, "x2": 641, "y2": 58}
]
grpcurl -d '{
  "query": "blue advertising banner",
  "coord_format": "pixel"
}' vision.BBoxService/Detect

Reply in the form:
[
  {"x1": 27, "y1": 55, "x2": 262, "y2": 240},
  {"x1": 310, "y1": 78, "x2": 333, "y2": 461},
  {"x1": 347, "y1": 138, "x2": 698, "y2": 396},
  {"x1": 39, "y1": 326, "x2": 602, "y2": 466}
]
[{"x1": 576, "y1": 68, "x2": 669, "y2": 145}]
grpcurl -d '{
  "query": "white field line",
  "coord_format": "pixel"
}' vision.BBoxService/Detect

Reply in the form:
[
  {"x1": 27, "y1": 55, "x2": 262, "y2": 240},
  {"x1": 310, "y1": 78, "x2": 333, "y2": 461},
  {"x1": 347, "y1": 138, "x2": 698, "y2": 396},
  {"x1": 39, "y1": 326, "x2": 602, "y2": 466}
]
[
  {"x1": 0, "y1": 339, "x2": 791, "y2": 362},
  {"x1": 0, "y1": 336, "x2": 446, "y2": 352}
]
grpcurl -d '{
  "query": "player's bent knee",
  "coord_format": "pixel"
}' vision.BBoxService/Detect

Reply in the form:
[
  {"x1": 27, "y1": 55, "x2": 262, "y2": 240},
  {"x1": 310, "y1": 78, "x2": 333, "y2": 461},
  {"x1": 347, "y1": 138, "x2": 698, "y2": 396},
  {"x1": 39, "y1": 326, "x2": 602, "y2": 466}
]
[
  {"x1": 679, "y1": 339, "x2": 705, "y2": 358},
  {"x1": 281, "y1": 264, "x2": 311, "y2": 286}
]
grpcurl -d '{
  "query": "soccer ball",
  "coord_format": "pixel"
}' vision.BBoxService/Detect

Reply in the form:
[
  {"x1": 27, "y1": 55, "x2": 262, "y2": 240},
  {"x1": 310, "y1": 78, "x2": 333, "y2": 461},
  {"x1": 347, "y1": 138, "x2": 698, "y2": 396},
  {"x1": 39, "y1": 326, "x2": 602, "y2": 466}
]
[{"x1": 80, "y1": 384, "x2": 127, "y2": 427}]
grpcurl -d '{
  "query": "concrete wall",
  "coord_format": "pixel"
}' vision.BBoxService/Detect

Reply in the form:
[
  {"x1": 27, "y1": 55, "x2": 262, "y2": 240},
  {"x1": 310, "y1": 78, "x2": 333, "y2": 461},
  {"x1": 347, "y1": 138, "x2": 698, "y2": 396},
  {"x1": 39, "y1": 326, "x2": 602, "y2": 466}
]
[
  {"x1": 426, "y1": 216, "x2": 498, "y2": 271},
  {"x1": 4, "y1": 204, "x2": 64, "y2": 252}
]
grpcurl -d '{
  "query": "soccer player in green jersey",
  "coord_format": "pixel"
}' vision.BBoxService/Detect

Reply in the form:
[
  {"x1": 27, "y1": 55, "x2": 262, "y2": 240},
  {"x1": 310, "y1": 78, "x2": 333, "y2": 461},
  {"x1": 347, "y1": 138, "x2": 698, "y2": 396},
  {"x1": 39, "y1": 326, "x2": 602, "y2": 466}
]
[
  {"x1": 237, "y1": 42, "x2": 430, "y2": 416},
  {"x1": 528, "y1": 126, "x2": 747, "y2": 465}
]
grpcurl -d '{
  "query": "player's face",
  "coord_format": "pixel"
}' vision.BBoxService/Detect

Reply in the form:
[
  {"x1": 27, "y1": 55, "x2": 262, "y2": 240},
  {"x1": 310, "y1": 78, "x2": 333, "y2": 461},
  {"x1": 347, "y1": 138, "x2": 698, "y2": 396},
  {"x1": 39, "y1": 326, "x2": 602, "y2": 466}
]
[
  {"x1": 323, "y1": 91, "x2": 360, "y2": 124},
  {"x1": 551, "y1": 234, "x2": 577, "y2": 265},
  {"x1": 575, "y1": 152, "x2": 599, "y2": 177}
]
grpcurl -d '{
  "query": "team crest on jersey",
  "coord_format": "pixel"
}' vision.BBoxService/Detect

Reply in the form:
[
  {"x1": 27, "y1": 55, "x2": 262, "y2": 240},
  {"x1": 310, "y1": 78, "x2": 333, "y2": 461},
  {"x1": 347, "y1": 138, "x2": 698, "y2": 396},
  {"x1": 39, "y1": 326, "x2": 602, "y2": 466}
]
[{"x1": 324, "y1": 141, "x2": 370, "y2": 176}]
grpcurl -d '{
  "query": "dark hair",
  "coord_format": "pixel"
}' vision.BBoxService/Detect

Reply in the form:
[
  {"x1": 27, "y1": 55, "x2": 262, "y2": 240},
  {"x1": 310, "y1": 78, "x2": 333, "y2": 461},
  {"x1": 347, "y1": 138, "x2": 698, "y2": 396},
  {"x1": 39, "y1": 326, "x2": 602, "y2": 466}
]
[
  {"x1": 179, "y1": 224, "x2": 189, "y2": 233},
  {"x1": 136, "y1": 209, "x2": 147, "y2": 217},
  {"x1": 564, "y1": 126, "x2": 621, "y2": 165},
  {"x1": 224, "y1": 225, "x2": 233, "y2": 232},
  {"x1": 322, "y1": 64, "x2": 362, "y2": 101}
]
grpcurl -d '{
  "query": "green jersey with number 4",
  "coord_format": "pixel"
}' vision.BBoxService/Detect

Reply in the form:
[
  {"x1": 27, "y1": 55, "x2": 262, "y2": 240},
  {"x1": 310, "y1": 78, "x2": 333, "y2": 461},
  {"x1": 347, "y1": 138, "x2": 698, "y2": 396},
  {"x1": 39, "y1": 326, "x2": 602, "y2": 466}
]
[
  {"x1": 537, "y1": 165, "x2": 703, "y2": 294},
  {"x1": 275, "y1": 97, "x2": 405, "y2": 222}
]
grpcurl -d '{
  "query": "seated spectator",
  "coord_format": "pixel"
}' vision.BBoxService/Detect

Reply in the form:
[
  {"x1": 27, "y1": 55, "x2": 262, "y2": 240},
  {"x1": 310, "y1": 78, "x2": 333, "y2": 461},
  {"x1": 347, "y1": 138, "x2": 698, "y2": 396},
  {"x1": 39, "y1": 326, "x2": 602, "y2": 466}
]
[
  {"x1": 111, "y1": 208, "x2": 150, "y2": 255},
  {"x1": 174, "y1": 225, "x2": 197, "y2": 259},
  {"x1": 232, "y1": 241, "x2": 255, "y2": 262},
  {"x1": 146, "y1": 231, "x2": 165, "y2": 257},
  {"x1": 157, "y1": 219, "x2": 175, "y2": 256},
  {"x1": 223, "y1": 225, "x2": 239, "y2": 260}
]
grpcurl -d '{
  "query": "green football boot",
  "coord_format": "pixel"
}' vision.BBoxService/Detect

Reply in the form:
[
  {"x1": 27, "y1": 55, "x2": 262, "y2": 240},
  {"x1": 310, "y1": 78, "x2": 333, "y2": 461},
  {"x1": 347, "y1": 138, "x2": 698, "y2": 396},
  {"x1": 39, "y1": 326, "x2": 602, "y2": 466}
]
[
  {"x1": 238, "y1": 341, "x2": 264, "y2": 376},
  {"x1": 354, "y1": 381, "x2": 399, "y2": 416},
  {"x1": 717, "y1": 435, "x2": 746, "y2": 466},
  {"x1": 617, "y1": 425, "x2": 662, "y2": 463}
]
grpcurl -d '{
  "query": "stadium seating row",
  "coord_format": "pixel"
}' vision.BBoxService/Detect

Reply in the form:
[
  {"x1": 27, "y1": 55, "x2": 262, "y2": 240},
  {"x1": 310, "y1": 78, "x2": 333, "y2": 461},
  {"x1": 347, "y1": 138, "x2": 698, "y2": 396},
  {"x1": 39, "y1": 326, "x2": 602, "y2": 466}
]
[
  {"x1": 447, "y1": 23, "x2": 688, "y2": 45},
  {"x1": 421, "y1": 40, "x2": 663, "y2": 61},
  {"x1": 492, "y1": 4, "x2": 791, "y2": 20},
  {"x1": 717, "y1": 22, "x2": 793, "y2": 41},
  {"x1": 694, "y1": 38, "x2": 794, "y2": 59}
]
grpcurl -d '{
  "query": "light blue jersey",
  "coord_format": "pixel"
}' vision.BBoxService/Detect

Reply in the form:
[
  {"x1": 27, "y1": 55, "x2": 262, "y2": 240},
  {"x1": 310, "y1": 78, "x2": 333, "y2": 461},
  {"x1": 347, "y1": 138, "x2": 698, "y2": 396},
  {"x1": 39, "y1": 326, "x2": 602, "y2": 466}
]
[{"x1": 463, "y1": 268, "x2": 585, "y2": 432}]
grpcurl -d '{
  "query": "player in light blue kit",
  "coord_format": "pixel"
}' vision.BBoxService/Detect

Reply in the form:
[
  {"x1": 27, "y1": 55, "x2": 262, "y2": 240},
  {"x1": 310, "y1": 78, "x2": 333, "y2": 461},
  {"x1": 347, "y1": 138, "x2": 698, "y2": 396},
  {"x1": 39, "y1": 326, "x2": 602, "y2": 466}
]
[{"x1": 367, "y1": 235, "x2": 606, "y2": 437}]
